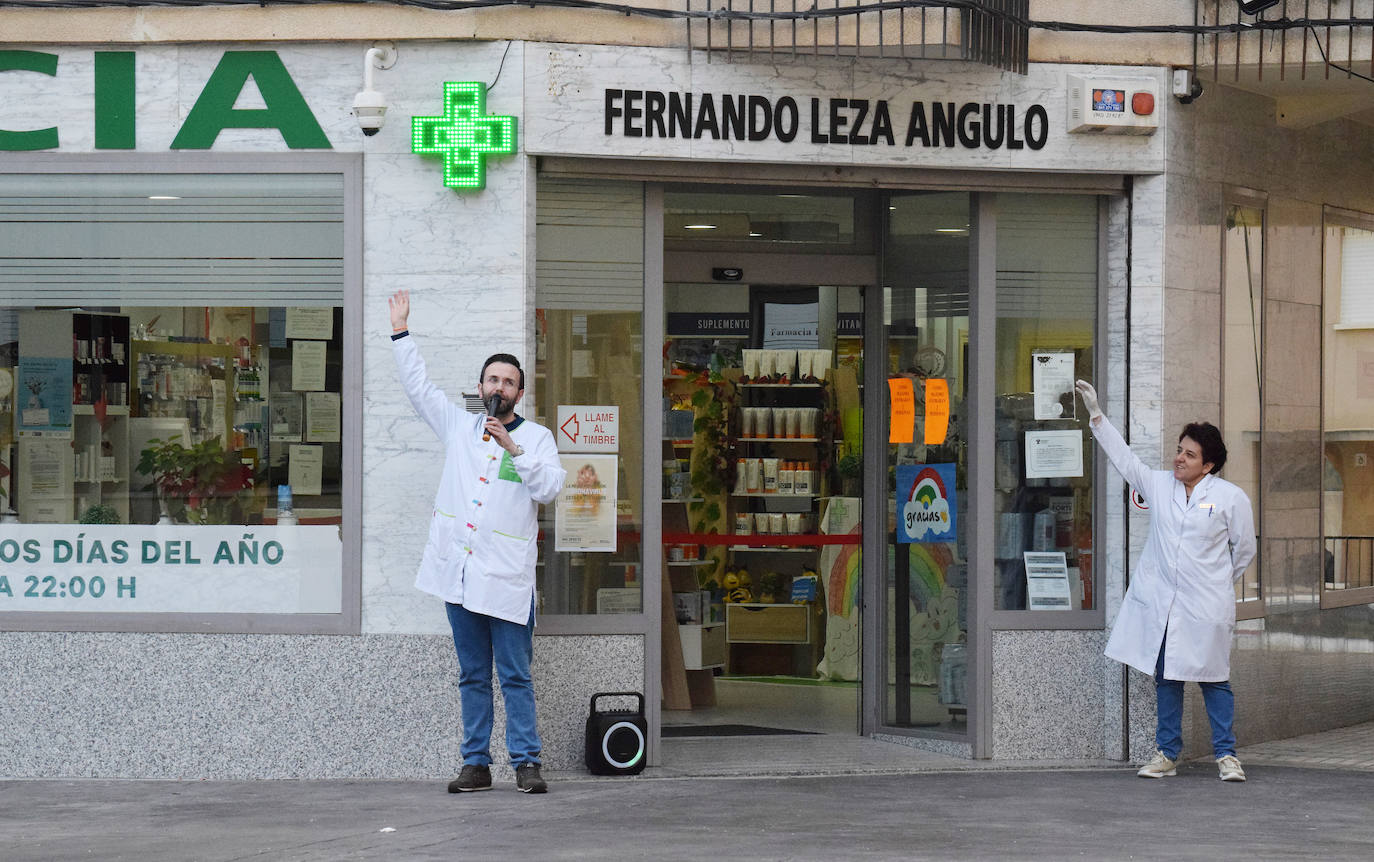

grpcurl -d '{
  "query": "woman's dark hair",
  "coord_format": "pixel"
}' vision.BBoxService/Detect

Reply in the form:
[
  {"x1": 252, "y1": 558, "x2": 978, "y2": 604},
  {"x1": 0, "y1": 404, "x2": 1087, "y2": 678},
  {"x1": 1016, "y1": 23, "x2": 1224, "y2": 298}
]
[
  {"x1": 480, "y1": 353, "x2": 525, "y2": 391},
  {"x1": 1180, "y1": 422, "x2": 1227, "y2": 474}
]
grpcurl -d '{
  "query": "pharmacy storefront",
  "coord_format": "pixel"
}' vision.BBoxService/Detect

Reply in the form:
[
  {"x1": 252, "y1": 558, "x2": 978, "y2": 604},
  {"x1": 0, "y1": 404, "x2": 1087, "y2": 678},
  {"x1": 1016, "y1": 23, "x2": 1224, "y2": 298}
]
[{"x1": 0, "y1": 41, "x2": 1165, "y2": 776}]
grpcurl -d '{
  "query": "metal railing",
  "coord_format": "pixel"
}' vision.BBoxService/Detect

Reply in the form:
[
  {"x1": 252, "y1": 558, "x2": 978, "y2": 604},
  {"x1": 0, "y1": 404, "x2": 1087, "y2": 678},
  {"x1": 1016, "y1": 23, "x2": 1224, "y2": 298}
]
[
  {"x1": 1193, "y1": 0, "x2": 1374, "y2": 84},
  {"x1": 1324, "y1": 536, "x2": 1374, "y2": 590},
  {"x1": 687, "y1": 0, "x2": 1028, "y2": 72}
]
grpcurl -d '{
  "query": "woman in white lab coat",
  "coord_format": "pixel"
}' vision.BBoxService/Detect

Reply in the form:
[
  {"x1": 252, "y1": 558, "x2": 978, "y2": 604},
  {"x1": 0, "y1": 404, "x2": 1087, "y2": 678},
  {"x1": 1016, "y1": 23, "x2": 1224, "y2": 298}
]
[{"x1": 1076, "y1": 381, "x2": 1256, "y2": 783}]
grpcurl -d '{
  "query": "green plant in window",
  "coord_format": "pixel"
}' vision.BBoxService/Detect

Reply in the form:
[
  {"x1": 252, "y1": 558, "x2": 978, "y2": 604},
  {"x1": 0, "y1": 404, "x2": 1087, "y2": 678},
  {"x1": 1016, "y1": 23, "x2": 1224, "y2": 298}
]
[
  {"x1": 136, "y1": 434, "x2": 253, "y2": 525},
  {"x1": 79, "y1": 503, "x2": 121, "y2": 525}
]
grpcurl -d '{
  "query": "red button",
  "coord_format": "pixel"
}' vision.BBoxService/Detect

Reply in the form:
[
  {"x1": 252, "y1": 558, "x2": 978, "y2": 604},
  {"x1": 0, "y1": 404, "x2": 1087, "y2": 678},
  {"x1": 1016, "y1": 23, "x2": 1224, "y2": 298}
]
[{"x1": 1132, "y1": 92, "x2": 1155, "y2": 115}]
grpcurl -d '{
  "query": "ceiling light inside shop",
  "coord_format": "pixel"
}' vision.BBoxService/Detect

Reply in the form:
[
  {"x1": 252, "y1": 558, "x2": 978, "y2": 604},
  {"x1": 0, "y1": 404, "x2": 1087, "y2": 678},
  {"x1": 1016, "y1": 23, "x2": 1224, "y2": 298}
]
[
  {"x1": 148, "y1": 195, "x2": 181, "y2": 200},
  {"x1": 684, "y1": 224, "x2": 717, "y2": 230}
]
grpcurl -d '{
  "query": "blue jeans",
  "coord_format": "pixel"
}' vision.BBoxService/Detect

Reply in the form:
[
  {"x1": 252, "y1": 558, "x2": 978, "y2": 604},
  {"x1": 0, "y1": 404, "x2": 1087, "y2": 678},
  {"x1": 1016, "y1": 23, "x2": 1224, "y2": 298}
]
[
  {"x1": 445, "y1": 601, "x2": 542, "y2": 767},
  {"x1": 1153, "y1": 637, "x2": 1236, "y2": 760}
]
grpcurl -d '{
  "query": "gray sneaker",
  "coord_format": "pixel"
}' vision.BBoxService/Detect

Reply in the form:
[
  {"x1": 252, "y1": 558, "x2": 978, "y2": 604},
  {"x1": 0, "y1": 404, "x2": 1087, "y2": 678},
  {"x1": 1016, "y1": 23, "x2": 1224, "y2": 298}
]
[
  {"x1": 1217, "y1": 754, "x2": 1247, "y2": 782},
  {"x1": 447, "y1": 764, "x2": 492, "y2": 793},
  {"x1": 515, "y1": 762, "x2": 548, "y2": 793},
  {"x1": 1136, "y1": 750, "x2": 1178, "y2": 778}
]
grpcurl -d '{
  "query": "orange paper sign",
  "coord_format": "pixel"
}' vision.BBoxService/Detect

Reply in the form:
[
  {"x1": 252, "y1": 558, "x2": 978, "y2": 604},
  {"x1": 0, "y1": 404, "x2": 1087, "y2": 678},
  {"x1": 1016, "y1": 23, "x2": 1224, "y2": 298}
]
[
  {"x1": 888, "y1": 377, "x2": 915, "y2": 444},
  {"x1": 924, "y1": 378, "x2": 950, "y2": 445}
]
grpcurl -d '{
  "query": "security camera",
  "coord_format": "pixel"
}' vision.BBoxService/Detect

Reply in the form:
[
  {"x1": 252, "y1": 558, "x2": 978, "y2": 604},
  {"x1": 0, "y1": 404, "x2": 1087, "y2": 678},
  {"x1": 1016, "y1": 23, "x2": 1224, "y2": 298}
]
[
  {"x1": 353, "y1": 88, "x2": 387, "y2": 136},
  {"x1": 1172, "y1": 69, "x2": 1203, "y2": 105}
]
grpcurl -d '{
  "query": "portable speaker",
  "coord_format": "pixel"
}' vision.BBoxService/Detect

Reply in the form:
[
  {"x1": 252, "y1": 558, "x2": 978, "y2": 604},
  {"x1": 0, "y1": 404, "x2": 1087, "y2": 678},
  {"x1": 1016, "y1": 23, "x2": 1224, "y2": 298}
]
[{"x1": 584, "y1": 691, "x2": 647, "y2": 775}]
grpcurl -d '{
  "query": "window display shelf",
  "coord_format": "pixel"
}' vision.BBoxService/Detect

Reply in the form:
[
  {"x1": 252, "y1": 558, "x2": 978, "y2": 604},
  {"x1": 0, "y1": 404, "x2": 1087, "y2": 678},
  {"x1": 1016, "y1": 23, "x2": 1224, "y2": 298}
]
[
  {"x1": 738, "y1": 382, "x2": 822, "y2": 389},
  {"x1": 72, "y1": 404, "x2": 130, "y2": 416},
  {"x1": 731, "y1": 492, "x2": 818, "y2": 499},
  {"x1": 738, "y1": 436, "x2": 818, "y2": 442},
  {"x1": 662, "y1": 497, "x2": 704, "y2": 503},
  {"x1": 728, "y1": 544, "x2": 818, "y2": 553},
  {"x1": 666, "y1": 559, "x2": 716, "y2": 567}
]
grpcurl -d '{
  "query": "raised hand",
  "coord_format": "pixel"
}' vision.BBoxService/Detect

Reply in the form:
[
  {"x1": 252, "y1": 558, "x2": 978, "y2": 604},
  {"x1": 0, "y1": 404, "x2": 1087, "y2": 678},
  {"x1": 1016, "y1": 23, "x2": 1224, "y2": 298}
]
[
  {"x1": 389, "y1": 289, "x2": 410, "y2": 332},
  {"x1": 1075, "y1": 379, "x2": 1102, "y2": 421}
]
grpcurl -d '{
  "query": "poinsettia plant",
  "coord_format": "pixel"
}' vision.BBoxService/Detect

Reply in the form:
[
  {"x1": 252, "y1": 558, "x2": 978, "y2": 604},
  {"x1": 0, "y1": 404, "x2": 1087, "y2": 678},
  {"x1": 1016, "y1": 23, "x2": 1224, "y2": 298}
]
[{"x1": 136, "y1": 434, "x2": 252, "y2": 524}]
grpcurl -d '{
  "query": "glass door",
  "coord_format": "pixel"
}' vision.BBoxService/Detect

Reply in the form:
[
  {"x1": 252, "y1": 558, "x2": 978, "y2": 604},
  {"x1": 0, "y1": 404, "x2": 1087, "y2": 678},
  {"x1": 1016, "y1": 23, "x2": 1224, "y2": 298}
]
[{"x1": 878, "y1": 191, "x2": 972, "y2": 735}]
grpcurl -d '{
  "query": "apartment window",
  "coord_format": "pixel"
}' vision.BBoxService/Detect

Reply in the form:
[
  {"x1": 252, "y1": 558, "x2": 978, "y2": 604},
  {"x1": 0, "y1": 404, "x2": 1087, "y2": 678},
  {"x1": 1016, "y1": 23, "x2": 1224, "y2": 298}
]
[{"x1": 1321, "y1": 209, "x2": 1374, "y2": 608}]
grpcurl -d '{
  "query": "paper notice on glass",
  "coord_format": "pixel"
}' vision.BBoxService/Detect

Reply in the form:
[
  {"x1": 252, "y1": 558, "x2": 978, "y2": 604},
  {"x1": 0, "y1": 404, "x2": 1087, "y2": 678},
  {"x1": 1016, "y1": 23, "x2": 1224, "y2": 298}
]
[
  {"x1": 555, "y1": 453, "x2": 618, "y2": 552},
  {"x1": 924, "y1": 378, "x2": 950, "y2": 445},
  {"x1": 887, "y1": 377, "x2": 915, "y2": 444},
  {"x1": 304, "y1": 392, "x2": 341, "y2": 443},
  {"x1": 1032, "y1": 351, "x2": 1076, "y2": 420},
  {"x1": 291, "y1": 340, "x2": 327, "y2": 391},
  {"x1": 270, "y1": 394, "x2": 303, "y2": 441},
  {"x1": 288, "y1": 444, "x2": 324, "y2": 496},
  {"x1": 21, "y1": 437, "x2": 65, "y2": 496},
  {"x1": 285, "y1": 307, "x2": 334, "y2": 341},
  {"x1": 1024, "y1": 429, "x2": 1084, "y2": 479},
  {"x1": 1024, "y1": 551, "x2": 1073, "y2": 610}
]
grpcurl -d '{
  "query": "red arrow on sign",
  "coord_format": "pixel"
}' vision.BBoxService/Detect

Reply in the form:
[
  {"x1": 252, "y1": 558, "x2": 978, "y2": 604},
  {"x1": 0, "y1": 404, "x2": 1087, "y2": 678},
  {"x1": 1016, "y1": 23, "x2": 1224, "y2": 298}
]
[{"x1": 560, "y1": 412, "x2": 580, "y2": 443}]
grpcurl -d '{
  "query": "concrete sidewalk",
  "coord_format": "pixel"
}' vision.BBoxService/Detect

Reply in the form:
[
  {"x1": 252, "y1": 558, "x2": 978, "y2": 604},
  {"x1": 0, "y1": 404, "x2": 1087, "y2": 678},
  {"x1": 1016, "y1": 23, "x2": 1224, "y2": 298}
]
[
  {"x1": 4, "y1": 761, "x2": 1373, "y2": 860},
  {"x1": 4, "y1": 722, "x2": 1373, "y2": 861}
]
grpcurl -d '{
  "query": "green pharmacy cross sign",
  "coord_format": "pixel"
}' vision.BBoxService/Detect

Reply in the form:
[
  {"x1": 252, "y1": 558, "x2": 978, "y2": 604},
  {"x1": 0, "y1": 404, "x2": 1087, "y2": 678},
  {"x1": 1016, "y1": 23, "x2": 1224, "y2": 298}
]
[{"x1": 411, "y1": 81, "x2": 517, "y2": 191}]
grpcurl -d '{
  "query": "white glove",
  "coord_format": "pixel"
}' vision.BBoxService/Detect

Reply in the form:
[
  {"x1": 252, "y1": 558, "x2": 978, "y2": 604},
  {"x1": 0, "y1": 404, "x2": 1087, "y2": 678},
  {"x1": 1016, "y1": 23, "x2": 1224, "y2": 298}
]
[{"x1": 1075, "y1": 379, "x2": 1103, "y2": 421}]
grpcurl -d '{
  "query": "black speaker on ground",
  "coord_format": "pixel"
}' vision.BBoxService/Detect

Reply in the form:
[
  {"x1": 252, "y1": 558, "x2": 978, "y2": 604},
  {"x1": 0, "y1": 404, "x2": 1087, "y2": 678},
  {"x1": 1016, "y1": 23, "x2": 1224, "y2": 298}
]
[{"x1": 584, "y1": 691, "x2": 647, "y2": 775}]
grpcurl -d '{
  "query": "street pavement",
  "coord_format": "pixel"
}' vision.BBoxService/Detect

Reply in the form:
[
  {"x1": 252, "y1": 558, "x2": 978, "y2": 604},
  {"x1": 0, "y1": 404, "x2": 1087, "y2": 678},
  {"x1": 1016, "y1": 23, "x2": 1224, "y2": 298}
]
[{"x1": 4, "y1": 723, "x2": 1374, "y2": 861}]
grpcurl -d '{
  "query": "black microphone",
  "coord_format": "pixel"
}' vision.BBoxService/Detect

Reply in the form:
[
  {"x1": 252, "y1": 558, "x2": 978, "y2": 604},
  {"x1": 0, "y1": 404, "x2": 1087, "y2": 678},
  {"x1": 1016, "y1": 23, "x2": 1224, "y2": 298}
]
[{"x1": 482, "y1": 393, "x2": 501, "y2": 441}]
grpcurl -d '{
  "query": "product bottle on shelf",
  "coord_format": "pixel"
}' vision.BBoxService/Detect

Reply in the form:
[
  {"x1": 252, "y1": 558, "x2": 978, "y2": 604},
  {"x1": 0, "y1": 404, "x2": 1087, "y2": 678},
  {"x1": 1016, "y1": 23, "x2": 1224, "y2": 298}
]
[{"x1": 276, "y1": 484, "x2": 297, "y2": 526}]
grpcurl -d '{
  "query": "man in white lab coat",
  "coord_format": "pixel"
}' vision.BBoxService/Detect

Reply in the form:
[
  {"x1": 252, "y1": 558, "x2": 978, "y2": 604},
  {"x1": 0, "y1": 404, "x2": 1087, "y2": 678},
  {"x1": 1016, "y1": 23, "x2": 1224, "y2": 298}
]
[
  {"x1": 390, "y1": 290, "x2": 566, "y2": 794},
  {"x1": 1076, "y1": 380, "x2": 1256, "y2": 783}
]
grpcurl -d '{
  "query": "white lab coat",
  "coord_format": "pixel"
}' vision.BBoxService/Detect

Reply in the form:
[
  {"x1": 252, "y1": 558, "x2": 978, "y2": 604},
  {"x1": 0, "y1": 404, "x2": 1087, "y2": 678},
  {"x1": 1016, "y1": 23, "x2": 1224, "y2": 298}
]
[
  {"x1": 394, "y1": 334, "x2": 565, "y2": 625},
  {"x1": 1092, "y1": 416, "x2": 1256, "y2": 682}
]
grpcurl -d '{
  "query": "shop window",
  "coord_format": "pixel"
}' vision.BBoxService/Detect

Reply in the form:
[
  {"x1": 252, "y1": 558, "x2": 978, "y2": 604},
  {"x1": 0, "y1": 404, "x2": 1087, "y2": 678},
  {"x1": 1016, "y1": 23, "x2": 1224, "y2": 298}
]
[
  {"x1": 1223, "y1": 204, "x2": 1263, "y2": 613},
  {"x1": 992, "y1": 194, "x2": 1099, "y2": 611},
  {"x1": 534, "y1": 178, "x2": 645, "y2": 615},
  {"x1": 1321, "y1": 211, "x2": 1374, "y2": 608},
  {"x1": 0, "y1": 166, "x2": 356, "y2": 632}
]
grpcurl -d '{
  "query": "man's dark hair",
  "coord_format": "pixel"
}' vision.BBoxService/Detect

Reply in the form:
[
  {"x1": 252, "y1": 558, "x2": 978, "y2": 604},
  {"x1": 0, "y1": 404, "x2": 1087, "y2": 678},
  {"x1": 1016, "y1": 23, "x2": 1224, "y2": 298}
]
[
  {"x1": 1180, "y1": 422, "x2": 1227, "y2": 474},
  {"x1": 480, "y1": 353, "x2": 525, "y2": 391}
]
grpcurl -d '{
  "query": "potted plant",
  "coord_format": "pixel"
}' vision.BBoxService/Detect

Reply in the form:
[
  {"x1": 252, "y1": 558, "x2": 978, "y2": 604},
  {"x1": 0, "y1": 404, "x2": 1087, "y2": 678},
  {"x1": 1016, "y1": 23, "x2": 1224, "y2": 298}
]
[
  {"x1": 136, "y1": 434, "x2": 252, "y2": 525},
  {"x1": 837, "y1": 447, "x2": 863, "y2": 497}
]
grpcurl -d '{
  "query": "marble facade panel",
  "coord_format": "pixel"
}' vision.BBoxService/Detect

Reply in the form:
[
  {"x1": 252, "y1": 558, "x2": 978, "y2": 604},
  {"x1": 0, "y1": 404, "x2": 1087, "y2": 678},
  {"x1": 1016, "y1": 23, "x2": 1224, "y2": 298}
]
[
  {"x1": 1264, "y1": 301, "x2": 1322, "y2": 409},
  {"x1": 1265, "y1": 198, "x2": 1323, "y2": 306},
  {"x1": 1161, "y1": 288, "x2": 1222, "y2": 405}
]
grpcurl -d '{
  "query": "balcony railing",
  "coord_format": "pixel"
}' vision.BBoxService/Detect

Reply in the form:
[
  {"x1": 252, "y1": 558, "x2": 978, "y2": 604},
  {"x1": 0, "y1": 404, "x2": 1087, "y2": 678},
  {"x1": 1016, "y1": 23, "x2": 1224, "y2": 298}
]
[
  {"x1": 687, "y1": 0, "x2": 1028, "y2": 73},
  {"x1": 1324, "y1": 536, "x2": 1374, "y2": 590},
  {"x1": 1192, "y1": 0, "x2": 1374, "y2": 85}
]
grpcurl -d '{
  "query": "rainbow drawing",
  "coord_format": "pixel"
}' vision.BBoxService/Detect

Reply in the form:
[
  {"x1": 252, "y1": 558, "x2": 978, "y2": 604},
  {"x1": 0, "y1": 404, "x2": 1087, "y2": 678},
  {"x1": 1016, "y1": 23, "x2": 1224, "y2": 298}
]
[
  {"x1": 907, "y1": 541, "x2": 954, "y2": 609},
  {"x1": 827, "y1": 525, "x2": 862, "y2": 618}
]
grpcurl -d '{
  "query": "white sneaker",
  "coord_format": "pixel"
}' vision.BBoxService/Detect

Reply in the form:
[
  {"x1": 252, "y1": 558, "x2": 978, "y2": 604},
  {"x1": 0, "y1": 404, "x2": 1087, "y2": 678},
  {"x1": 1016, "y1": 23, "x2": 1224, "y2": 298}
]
[
  {"x1": 1217, "y1": 754, "x2": 1246, "y2": 782},
  {"x1": 1136, "y1": 750, "x2": 1178, "y2": 778}
]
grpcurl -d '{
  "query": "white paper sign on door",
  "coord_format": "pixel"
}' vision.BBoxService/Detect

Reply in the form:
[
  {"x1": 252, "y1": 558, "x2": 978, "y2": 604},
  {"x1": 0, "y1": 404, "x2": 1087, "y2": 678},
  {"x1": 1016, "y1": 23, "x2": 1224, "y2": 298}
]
[{"x1": 556, "y1": 405, "x2": 619, "y2": 452}]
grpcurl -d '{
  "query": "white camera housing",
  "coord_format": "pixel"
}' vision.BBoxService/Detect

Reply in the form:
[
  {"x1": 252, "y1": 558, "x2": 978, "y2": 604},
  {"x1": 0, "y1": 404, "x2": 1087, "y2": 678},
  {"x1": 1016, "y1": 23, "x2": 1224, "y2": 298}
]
[{"x1": 353, "y1": 88, "x2": 387, "y2": 136}]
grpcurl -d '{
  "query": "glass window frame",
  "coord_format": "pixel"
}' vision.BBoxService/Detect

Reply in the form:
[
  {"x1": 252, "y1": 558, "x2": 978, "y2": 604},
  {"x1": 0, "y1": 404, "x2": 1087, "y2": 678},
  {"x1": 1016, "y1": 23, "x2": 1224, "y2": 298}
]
[
  {"x1": 0, "y1": 152, "x2": 362, "y2": 635},
  {"x1": 1320, "y1": 205, "x2": 1374, "y2": 610},
  {"x1": 984, "y1": 193, "x2": 1109, "y2": 632},
  {"x1": 1222, "y1": 190, "x2": 1266, "y2": 621}
]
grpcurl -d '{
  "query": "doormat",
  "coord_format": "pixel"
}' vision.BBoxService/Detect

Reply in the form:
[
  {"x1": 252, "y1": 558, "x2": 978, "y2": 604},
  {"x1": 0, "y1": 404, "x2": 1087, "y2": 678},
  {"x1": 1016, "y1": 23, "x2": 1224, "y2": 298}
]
[{"x1": 661, "y1": 724, "x2": 821, "y2": 738}]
